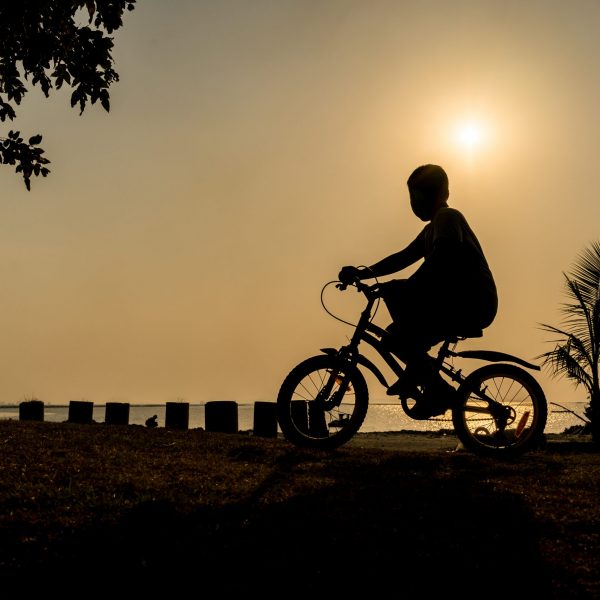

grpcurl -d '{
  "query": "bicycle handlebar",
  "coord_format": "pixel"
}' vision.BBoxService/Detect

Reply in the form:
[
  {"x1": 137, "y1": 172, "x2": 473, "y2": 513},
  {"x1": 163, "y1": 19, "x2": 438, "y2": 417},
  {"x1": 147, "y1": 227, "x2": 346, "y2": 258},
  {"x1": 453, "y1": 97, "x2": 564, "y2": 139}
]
[
  {"x1": 335, "y1": 277, "x2": 379, "y2": 297},
  {"x1": 323, "y1": 276, "x2": 381, "y2": 325}
]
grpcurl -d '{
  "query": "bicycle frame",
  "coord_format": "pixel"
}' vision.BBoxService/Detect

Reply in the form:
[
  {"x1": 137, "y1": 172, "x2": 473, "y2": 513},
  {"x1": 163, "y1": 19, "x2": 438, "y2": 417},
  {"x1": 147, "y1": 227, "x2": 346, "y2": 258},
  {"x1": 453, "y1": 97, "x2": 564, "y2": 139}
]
[{"x1": 321, "y1": 280, "x2": 541, "y2": 418}]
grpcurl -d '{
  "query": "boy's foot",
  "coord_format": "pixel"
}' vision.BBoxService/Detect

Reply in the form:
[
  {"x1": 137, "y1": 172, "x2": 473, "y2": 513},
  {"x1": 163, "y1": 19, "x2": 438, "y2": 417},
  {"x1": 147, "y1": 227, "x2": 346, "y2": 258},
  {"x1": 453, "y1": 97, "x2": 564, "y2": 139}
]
[
  {"x1": 424, "y1": 378, "x2": 456, "y2": 413},
  {"x1": 409, "y1": 398, "x2": 450, "y2": 419},
  {"x1": 404, "y1": 378, "x2": 456, "y2": 419},
  {"x1": 386, "y1": 377, "x2": 419, "y2": 399}
]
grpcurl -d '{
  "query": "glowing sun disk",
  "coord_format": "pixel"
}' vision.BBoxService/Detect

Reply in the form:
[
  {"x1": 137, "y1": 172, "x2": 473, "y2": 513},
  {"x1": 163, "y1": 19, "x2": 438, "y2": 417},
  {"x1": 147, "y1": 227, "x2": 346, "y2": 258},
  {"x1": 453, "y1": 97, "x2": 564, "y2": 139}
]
[{"x1": 457, "y1": 123, "x2": 483, "y2": 148}]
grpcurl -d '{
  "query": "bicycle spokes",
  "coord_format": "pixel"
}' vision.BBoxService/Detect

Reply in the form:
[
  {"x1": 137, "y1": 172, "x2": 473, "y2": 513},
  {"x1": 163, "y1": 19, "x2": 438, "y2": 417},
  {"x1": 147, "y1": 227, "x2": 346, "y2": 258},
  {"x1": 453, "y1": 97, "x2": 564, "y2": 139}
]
[
  {"x1": 277, "y1": 355, "x2": 369, "y2": 448},
  {"x1": 454, "y1": 364, "x2": 546, "y2": 455}
]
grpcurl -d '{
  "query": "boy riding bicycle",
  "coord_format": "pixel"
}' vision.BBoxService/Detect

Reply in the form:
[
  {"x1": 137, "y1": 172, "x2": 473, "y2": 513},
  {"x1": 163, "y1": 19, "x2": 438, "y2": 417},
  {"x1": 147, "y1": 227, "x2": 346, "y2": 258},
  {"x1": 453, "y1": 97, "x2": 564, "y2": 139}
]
[{"x1": 338, "y1": 164, "x2": 498, "y2": 419}]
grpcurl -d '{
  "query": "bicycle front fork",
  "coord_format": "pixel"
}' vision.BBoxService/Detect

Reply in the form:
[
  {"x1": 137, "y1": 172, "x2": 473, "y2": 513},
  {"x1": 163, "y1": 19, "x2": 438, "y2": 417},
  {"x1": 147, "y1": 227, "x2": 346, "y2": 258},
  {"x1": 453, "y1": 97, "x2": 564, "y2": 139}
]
[{"x1": 316, "y1": 351, "x2": 356, "y2": 411}]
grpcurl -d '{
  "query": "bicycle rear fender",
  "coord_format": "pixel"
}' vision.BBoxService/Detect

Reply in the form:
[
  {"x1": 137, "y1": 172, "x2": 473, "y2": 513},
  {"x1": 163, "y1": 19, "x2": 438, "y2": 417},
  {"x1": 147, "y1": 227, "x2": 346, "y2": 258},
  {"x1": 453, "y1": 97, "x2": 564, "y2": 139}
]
[
  {"x1": 455, "y1": 349, "x2": 540, "y2": 371},
  {"x1": 320, "y1": 347, "x2": 389, "y2": 387}
]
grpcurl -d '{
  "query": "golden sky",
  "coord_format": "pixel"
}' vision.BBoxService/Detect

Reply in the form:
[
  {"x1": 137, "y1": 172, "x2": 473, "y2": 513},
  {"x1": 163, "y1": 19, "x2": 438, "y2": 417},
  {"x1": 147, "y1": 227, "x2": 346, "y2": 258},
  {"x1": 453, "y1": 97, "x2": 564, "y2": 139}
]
[{"x1": 1, "y1": 0, "x2": 598, "y2": 407}]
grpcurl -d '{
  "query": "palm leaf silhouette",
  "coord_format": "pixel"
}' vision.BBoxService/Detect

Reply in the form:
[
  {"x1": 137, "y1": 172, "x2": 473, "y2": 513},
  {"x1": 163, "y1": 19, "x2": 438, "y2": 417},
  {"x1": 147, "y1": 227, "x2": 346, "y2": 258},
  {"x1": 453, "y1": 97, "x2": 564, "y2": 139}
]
[{"x1": 537, "y1": 240, "x2": 600, "y2": 444}]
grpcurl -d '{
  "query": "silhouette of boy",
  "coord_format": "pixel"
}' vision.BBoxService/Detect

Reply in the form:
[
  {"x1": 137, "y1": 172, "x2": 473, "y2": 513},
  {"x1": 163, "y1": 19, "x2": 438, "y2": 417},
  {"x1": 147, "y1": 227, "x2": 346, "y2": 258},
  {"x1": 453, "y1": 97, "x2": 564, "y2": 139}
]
[{"x1": 339, "y1": 164, "x2": 498, "y2": 418}]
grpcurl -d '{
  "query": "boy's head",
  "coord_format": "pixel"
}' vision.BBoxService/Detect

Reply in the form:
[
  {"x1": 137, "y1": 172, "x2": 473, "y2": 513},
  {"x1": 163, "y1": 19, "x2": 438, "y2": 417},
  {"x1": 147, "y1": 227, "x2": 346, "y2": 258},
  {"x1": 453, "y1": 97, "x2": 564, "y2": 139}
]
[{"x1": 407, "y1": 164, "x2": 449, "y2": 221}]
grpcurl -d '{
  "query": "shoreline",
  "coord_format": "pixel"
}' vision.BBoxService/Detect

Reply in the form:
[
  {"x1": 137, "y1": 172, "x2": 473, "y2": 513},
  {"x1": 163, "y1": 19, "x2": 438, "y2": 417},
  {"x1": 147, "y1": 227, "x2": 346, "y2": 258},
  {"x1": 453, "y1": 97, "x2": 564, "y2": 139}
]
[
  {"x1": 1, "y1": 400, "x2": 588, "y2": 436},
  {"x1": 346, "y1": 429, "x2": 593, "y2": 452},
  {"x1": 1, "y1": 416, "x2": 590, "y2": 453}
]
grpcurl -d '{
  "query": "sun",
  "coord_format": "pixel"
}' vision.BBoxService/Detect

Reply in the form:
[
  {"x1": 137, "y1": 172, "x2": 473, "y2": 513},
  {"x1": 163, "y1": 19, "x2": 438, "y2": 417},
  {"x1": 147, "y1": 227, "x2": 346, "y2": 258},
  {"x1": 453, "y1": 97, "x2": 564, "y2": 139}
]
[{"x1": 456, "y1": 121, "x2": 485, "y2": 150}]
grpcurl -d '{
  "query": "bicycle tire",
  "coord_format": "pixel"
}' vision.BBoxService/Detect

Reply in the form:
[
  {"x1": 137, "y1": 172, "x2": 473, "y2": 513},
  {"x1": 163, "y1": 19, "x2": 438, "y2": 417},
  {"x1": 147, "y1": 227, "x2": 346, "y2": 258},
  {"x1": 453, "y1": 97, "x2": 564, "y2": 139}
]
[
  {"x1": 452, "y1": 363, "x2": 547, "y2": 457},
  {"x1": 277, "y1": 354, "x2": 369, "y2": 449}
]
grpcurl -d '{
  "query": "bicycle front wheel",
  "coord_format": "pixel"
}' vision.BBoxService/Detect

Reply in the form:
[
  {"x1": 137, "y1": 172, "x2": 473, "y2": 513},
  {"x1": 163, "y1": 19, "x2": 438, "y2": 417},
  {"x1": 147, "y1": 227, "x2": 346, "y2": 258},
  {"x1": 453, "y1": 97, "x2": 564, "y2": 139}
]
[
  {"x1": 277, "y1": 354, "x2": 369, "y2": 450},
  {"x1": 452, "y1": 363, "x2": 547, "y2": 457}
]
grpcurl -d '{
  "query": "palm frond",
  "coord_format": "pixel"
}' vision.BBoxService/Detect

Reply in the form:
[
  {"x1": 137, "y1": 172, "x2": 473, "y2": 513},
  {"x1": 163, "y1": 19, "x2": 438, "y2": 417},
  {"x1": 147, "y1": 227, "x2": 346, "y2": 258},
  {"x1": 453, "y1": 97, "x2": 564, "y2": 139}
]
[
  {"x1": 556, "y1": 278, "x2": 594, "y2": 348},
  {"x1": 562, "y1": 282, "x2": 590, "y2": 315},
  {"x1": 538, "y1": 322, "x2": 571, "y2": 338},
  {"x1": 538, "y1": 323, "x2": 592, "y2": 357},
  {"x1": 594, "y1": 298, "x2": 600, "y2": 355},
  {"x1": 564, "y1": 278, "x2": 593, "y2": 329},
  {"x1": 566, "y1": 334, "x2": 594, "y2": 369},
  {"x1": 538, "y1": 344, "x2": 593, "y2": 391},
  {"x1": 569, "y1": 240, "x2": 600, "y2": 304},
  {"x1": 540, "y1": 240, "x2": 600, "y2": 396}
]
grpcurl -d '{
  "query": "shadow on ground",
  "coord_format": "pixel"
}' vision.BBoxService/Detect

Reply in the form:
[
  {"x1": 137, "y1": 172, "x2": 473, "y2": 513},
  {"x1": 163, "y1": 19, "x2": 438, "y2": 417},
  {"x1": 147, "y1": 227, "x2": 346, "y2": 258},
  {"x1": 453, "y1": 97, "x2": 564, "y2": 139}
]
[{"x1": 8, "y1": 450, "x2": 569, "y2": 599}]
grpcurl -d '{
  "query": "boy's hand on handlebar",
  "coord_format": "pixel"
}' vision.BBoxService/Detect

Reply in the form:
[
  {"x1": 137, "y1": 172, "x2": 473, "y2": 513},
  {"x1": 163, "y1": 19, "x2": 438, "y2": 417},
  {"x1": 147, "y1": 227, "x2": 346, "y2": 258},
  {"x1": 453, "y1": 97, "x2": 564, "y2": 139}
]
[{"x1": 338, "y1": 265, "x2": 362, "y2": 284}]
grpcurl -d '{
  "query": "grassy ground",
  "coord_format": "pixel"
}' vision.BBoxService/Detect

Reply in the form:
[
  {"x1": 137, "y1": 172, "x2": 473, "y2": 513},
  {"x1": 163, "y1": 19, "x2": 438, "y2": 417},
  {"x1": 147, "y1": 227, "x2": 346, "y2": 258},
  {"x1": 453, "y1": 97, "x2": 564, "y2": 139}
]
[{"x1": 0, "y1": 420, "x2": 598, "y2": 598}]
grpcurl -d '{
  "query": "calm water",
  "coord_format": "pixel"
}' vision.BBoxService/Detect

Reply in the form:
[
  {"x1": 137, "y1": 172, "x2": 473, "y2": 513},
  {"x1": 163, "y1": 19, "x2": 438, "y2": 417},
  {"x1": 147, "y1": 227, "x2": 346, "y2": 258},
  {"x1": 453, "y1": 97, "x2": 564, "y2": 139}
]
[{"x1": 0, "y1": 401, "x2": 588, "y2": 434}]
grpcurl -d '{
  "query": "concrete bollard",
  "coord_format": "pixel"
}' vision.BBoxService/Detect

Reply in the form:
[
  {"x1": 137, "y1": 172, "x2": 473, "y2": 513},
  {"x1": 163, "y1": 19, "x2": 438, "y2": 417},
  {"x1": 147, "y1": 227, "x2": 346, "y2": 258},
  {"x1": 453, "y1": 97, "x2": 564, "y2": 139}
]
[
  {"x1": 308, "y1": 402, "x2": 328, "y2": 438},
  {"x1": 165, "y1": 402, "x2": 189, "y2": 430},
  {"x1": 68, "y1": 400, "x2": 94, "y2": 424},
  {"x1": 205, "y1": 401, "x2": 238, "y2": 433},
  {"x1": 253, "y1": 401, "x2": 278, "y2": 437},
  {"x1": 105, "y1": 402, "x2": 130, "y2": 425},
  {"x1": 290, "y1": 400, "x2": 309, "y2": 435},
  {"x1": 19, "y1": 400, "x2": 44, "y2": 422}
]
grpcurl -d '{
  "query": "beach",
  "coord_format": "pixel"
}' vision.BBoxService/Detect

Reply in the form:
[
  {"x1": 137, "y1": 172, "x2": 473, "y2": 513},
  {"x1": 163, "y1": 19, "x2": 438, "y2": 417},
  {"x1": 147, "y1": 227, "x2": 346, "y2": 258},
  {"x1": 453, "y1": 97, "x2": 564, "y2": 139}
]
[{"x1": 0, "y1": 420, "x2": 597, "y2": 598}]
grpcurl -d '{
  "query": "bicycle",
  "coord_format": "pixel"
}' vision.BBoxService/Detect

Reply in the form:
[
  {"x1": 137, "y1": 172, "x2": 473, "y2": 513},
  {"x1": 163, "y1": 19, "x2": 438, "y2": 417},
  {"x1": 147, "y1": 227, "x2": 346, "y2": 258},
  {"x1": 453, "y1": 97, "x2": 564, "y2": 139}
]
[{"x1": 277, "y1": 276, "x2": 548, "y2": 457}]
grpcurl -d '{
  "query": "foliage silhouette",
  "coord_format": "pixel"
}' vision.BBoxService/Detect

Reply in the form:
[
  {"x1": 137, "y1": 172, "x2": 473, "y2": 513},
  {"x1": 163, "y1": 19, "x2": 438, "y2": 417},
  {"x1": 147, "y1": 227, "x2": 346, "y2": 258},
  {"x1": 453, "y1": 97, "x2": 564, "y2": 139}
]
[
  {"x1": 0, "y1": 0, "x2": 136, "y2": 190},
  {"x1": 538, "y1": 240, "x2": 600, "y2": 447}
]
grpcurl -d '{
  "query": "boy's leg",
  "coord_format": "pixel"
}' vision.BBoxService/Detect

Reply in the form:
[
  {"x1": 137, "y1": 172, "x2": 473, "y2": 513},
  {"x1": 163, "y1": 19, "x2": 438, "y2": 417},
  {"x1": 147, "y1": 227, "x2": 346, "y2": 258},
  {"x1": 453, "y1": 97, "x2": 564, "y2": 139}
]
[
  {"x1": 383, "y1": 324, "x2": 433, "y2": 391},
  {"x1": 384, "y1": 325, "x2": 454, "y2": 414},
  {"x1": 386, "y1": 341, "x2": 436, "y2": 396},
  {"x1": 380, "y1": 278, "x2": 455, "y2": 410}
]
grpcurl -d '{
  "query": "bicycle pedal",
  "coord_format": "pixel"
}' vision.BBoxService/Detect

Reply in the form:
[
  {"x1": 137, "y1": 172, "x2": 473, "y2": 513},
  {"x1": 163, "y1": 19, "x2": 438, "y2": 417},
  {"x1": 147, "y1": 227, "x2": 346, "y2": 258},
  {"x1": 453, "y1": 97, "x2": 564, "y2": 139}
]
[
  {"x1": 387, "y1": 378, "x2": 420, "y2": 398},
  {"x1": 402, "y1": 396, "x2": 449, "y2": 420}
]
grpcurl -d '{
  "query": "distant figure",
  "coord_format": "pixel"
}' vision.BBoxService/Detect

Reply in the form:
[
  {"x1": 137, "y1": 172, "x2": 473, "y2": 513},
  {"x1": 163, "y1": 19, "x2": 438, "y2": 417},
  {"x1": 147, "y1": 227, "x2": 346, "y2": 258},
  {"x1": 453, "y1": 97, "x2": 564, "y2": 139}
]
[
  {"x1": 339, "y1": 164, "x2": 498, "y2": 418},
  {"x1": 145, "y1": 414, "x2": 158, "y2": 428}
]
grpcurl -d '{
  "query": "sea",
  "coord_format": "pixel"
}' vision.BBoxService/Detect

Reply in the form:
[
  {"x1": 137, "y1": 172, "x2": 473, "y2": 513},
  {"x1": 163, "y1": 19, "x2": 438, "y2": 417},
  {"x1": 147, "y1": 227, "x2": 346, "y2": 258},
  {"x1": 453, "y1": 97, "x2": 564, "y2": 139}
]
[{"x1": 0, "y1": 400, "x2": 589, "y2": 435}]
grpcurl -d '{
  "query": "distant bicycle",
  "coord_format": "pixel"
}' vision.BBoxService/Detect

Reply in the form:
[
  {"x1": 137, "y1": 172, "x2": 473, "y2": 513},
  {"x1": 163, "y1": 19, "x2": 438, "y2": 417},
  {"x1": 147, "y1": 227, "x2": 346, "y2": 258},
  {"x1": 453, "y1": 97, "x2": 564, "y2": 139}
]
[{"x1": 277, "y1": 276, "x2": 547, "y2": 457}]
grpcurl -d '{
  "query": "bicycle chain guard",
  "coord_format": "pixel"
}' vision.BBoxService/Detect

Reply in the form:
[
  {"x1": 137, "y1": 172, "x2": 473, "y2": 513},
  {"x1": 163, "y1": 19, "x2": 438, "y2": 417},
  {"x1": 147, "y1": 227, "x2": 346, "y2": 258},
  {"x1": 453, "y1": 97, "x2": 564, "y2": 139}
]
[{"x1": 400, "y1": 392, "x2": 433, "y2": 421}]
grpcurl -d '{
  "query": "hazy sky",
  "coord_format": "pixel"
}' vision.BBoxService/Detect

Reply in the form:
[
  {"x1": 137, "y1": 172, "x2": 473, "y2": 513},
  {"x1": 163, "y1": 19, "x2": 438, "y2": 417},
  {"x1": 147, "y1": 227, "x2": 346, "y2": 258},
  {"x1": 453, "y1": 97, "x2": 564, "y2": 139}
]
[{"x1": 1, "y1": 0, "x2": 598, "y2": 409}]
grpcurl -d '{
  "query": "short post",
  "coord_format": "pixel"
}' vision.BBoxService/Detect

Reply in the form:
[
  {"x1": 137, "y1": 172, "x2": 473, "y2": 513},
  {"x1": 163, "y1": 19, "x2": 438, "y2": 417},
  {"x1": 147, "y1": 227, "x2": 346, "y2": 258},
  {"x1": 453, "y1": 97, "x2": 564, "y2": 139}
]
[
  {"x1": 105, "y1": 402, "x2": 130, "y2": 425},
  {"x1": 165, "y1": 402, "x2": 189, "y2": 430},
  {"x1": 19, "y1": 400, "x2": 44, "y2": 422},
  {"x1": 308, "y1": 402, "x2": 328, "y2": 438},
  {"x1": 253, "y1": 401, "x2": 278, "y2": 437},
  {"x1": 290, "y1": 400, "x2": 309, "y2": 435},
  {"x1": 68, "y1": 400, "x2": 94, "y2": 424},
  {"x1": 205, "y1": 401, "x2": 238, "y2": 433}
]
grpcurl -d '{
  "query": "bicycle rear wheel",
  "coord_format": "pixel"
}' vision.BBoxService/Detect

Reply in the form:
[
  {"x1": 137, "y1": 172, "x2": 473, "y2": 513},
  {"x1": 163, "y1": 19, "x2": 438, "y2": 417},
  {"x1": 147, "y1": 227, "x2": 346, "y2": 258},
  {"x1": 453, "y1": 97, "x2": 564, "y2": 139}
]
[
  {"x1": 277, "y1": 354, "x2": 369, "y2": 449},
  {"x1": 452, "y1": 363, "x2": 547, "y2": 457}
]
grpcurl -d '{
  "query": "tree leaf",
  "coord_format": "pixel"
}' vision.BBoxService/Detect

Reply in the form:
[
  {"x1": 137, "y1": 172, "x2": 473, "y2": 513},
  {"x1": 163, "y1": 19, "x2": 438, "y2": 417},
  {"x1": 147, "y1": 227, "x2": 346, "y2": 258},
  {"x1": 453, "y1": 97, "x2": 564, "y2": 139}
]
[
  {"x1": 86, "y1": 0, "x2": 96, "y2": 21},
  {"x1": 100, "y1": 90, "x2": 110, "y2": 112},
  {"x1": 0, "y1": 1, "x2": 137, "y2": 188}
]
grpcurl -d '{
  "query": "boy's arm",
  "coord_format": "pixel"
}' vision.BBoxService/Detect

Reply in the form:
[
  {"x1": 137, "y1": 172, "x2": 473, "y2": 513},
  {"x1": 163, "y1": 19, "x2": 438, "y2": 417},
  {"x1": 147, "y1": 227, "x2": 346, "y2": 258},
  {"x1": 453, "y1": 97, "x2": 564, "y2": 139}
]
[{"x1": 362, "y1": 234, "x2": 425, "y2": 278}]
